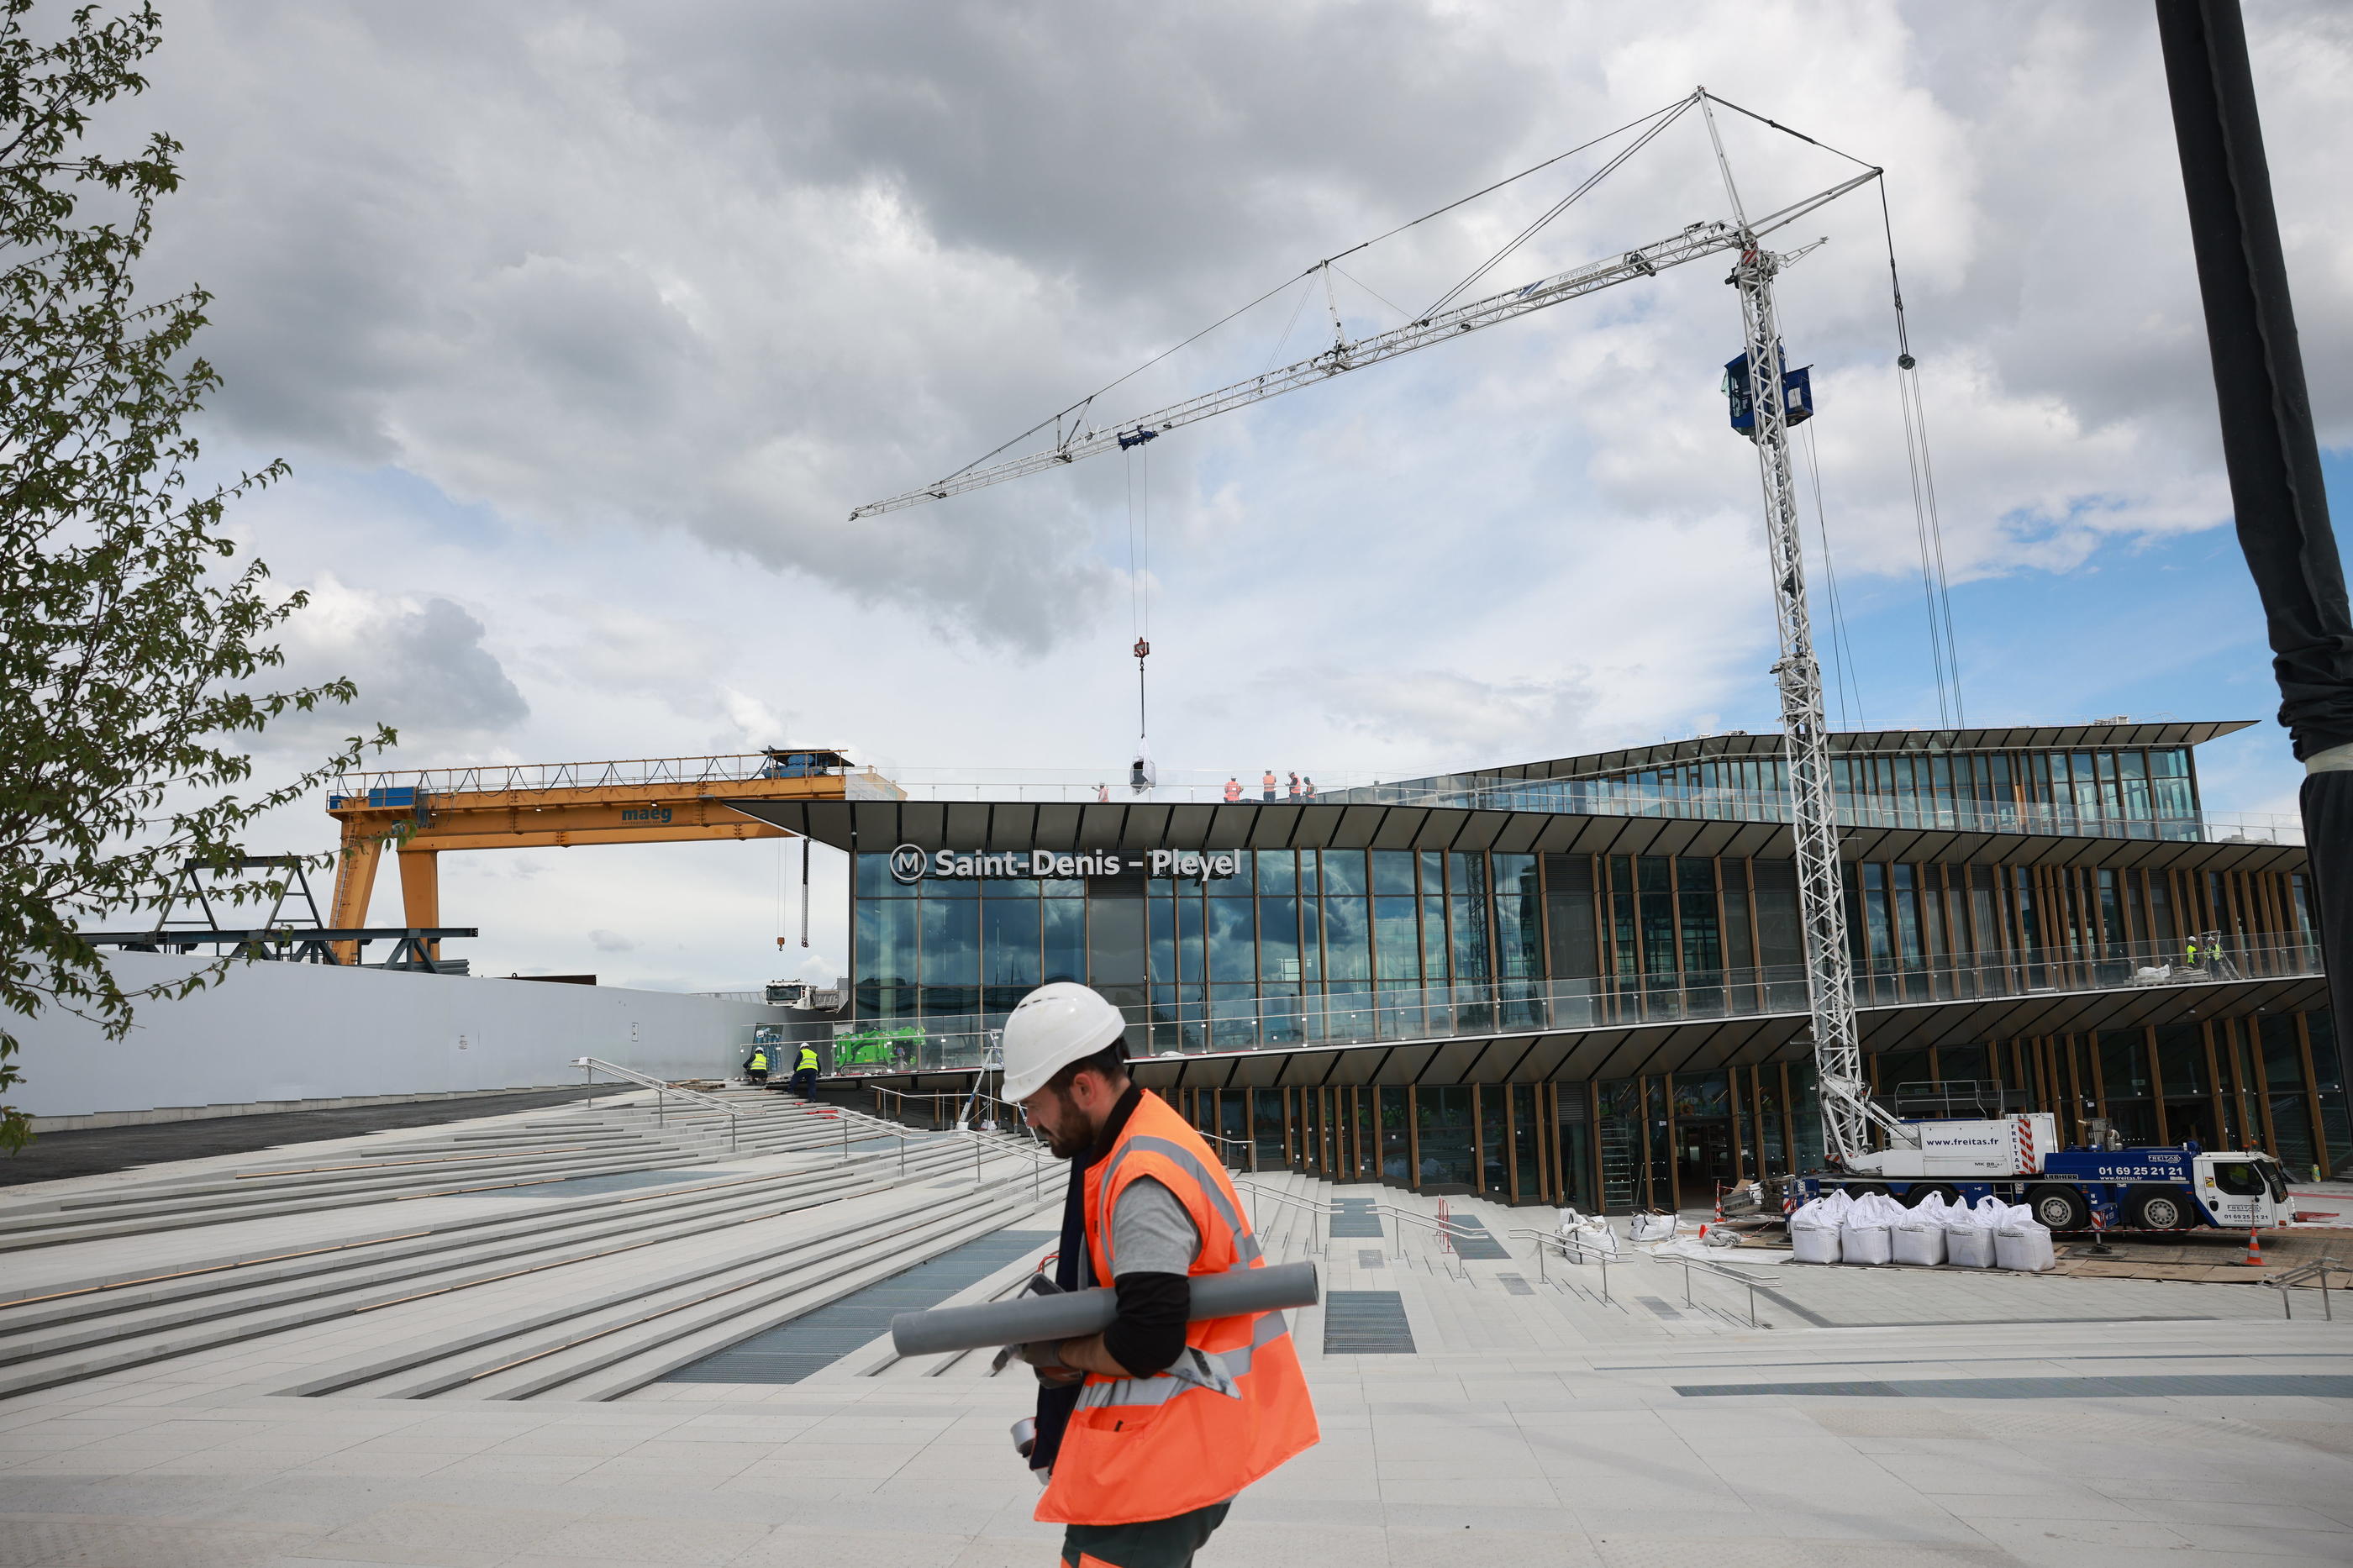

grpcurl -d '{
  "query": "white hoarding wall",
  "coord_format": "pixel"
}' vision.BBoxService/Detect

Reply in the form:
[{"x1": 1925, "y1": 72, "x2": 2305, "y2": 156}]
[{"x1": 13, "y1": 950, "x2": 791, "y2": 1122}]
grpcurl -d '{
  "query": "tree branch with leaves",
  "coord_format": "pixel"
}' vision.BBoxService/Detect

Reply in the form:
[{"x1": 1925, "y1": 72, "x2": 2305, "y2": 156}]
[{"x1": 0, "y1": 0, "x2": 391, "y2": 1151}]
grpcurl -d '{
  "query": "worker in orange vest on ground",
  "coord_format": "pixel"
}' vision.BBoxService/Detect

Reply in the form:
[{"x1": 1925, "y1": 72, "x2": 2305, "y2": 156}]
[
  {"x1": 1001, "y1": 983, "x2": 1319, "y2": 1566},
  {"x1": 1222, "y1": 777, "x2": 1243, "y2": 802},
  {"x1": 1260, "y1": 770, "x2": 1277, "y2": 802}
]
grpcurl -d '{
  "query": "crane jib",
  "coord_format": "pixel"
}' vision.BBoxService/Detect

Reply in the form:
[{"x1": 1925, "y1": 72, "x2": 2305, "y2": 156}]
[{"x1": 845, "y1": 168, "x2": 1880, "y2": 520}]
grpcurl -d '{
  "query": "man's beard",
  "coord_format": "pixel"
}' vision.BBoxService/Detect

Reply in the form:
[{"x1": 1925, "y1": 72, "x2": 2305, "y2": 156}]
[{"x1": 1043, "y1": 1122, "x2": 1091, "y2": 1160}]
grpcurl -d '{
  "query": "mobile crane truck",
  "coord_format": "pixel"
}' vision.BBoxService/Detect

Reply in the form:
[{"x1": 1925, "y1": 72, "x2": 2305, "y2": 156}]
[{"x1": 1792, "y1": 1080, "x2": 2296, "y2": 1234}]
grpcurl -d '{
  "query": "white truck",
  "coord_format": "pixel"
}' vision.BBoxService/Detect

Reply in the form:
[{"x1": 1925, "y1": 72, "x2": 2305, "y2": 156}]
[{"x1": 1794, "y1": 1083, "x2": 2295, "y2": 1233}]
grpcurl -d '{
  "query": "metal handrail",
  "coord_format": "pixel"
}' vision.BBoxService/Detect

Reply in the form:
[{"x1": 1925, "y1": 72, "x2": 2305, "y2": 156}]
[
  {"x1": 2267, "y1": 1255, "x2": 2341, "y2": 1321},
  {"x1": 869, "y1": 1087, "x2": 966, "y2": 1130},
  {"x1": 1198, "y1": 1131, "x2": 1262, "y2": 1173},
  {"x1": 1504, "y1": 1228, "x2": 1616, "y2": 1300},
  {"x1": 1652, "y1": 1250, "x2": 1779, "y2": 1328},
  {"x1": 1231, "y1": 1181, "x2": 1331, "y2": 1252},
  {"x1": 571, "y1": 1056, "x2": 738, "y2": 1150},
  {"x1": 1228, "y1": 1183, "x2": 1481, "y2": 1278}
]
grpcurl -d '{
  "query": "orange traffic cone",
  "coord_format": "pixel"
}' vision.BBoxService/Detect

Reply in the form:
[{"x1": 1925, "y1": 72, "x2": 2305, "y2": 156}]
[{"x1": 2243, "y1": 1228, "x2": 2264, "y2": 1267}]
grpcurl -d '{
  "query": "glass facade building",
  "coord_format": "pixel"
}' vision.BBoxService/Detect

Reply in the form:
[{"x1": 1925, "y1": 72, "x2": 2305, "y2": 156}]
[{"x1": 792, "y1": 721, "x2": 2348, "y2": 1208}]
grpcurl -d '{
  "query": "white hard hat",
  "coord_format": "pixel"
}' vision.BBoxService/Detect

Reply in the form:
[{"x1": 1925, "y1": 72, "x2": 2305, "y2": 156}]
[{"x1": 1000, "y1": 981, "x2": 1126, "y2": 1101}]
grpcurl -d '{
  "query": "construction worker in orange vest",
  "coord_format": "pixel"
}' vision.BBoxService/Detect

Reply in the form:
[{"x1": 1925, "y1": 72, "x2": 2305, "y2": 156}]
[
  {"x1": 1261, "y1": 770, "x2": 1277, "y2": 802},
  {"x1": 1222, "y1": 777, "x2": 1243, "y2": 803},
  {"x1": 1001, "y1": 983, "x2": 1319, "y2": 1567}
]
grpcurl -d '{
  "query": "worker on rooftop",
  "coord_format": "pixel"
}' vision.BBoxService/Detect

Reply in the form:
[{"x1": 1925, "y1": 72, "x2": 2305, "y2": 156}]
[
  {"x1": 1261, "y1": 771, "x2": 1277, "y2": 802},
  {"x1": 1001, "y1": 983, "x2": 1318, "y2": 1566},
  {"x1": 1222, "y1": 777, "x2": 1242, "y2": 803}
]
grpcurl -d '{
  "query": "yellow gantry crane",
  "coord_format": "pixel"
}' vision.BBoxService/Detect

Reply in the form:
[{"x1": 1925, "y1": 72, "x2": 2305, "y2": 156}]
[{"x1": 325, "y1": 749, "x2": 899, "y2": 961}]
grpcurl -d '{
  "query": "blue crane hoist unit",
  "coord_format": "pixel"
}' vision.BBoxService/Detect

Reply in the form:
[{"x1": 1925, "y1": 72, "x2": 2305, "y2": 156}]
[{"x1": 1724, "y1": 344, "x2": 1814, "y2": 436}]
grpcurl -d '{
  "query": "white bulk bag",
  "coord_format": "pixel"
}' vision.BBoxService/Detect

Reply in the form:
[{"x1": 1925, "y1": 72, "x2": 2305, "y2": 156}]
[
  {"x1": 1996, "y1": 1220, "x2": 2055, "y2": 1272},
  {"x1": 1840, "y1": 1219, "x2": 1893, "y2": 1265},
  {"x1": 1570, "y1": 1217, "x2": 1617, "y2": 1259},
  {"x1": 1945, "y1": 1223, "x2": 1995, "y2": 1267},
  {"x1": 1787, "y1": 1197, "x2": 1843, "y2": 1264},
  {"x1": 1892, "y1": 1218, "x2": 1946, "y2": 1266},
  {"x1": 1629, "y1": 1211, "x2": 1678, "y2": 1244},
  {"x1": 1840, "y1": 1192, "x2": 1898, "y2": 1265}
]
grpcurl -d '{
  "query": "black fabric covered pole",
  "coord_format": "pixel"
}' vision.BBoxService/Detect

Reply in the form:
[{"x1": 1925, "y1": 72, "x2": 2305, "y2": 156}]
[{"x1": 2156, "y1": 0, "x2": 2353, "y2": 1112}]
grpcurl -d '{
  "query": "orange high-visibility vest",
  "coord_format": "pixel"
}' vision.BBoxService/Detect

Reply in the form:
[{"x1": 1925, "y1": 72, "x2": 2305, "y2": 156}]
[{"x1": 1036, "y1": 1091, "x2": 1319, "y2": 1526}]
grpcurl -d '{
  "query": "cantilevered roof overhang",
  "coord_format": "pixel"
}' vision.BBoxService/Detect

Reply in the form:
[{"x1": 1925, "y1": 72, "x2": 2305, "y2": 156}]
[
  {"x1": 727, "y1": 795, "x2": 2306, "y2": 876},
  {"x1": 836, "y1": 968, "x2": 2326, "y2": 1097},
  {"x1": 1455, "y1": 719, "x2": 2256, "y2": 784}
]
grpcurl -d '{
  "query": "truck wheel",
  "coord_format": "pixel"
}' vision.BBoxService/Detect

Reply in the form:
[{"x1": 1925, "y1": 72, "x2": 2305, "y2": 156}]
[
  {"x1": 1847, "y1": 1182, "x2": 1892, "y2": 1198},
  {"x1": 1903, "y1": 1184, "x2": 1962, "y2": 1208},
  {"x1": 2024, "y1": 1184, "x2": 2090, "y2": 1232},
  {"x1": 2125, "y1": 1186, "x2": 2191, "y2": 1231}
]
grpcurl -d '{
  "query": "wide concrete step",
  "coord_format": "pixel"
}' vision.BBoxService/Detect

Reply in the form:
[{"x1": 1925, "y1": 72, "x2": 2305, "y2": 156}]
[
  {"x1": 474, "y1": 1196, "x2": 1048, "y2": 1402},
  {"x1": 0, "y1": 1114, "x2": 929, "y2": 1251},
  {"x1": 0, "y1": 1143, "x2": 1047, "y2": 1399},
  {"x1": 301, "y1": 1188, "x2": 1040, "y2": 1401},
  {"x1": 0, "y1": 1139, "x2": 994, "y2": 1365}
]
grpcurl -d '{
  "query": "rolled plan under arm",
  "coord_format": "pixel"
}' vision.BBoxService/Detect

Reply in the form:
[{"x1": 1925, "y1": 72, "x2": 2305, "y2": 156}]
[{"x1": 889, "y1": 1260, "x2": 1319, "y2": 1358}]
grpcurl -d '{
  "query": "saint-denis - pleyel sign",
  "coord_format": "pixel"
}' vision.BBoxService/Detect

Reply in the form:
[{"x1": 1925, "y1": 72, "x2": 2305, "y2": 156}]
[{"x1": 888, "y1": 845, "x2": 1240, "y2": 885}]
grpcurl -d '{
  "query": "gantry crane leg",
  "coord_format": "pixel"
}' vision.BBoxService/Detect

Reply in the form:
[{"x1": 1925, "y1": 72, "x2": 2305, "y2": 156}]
[
  {"x1": 398, "y1": 847, "x2": 441, "y2": 959},
  {"x1": 327, "y1": 833, "x2": 384, "y2": 965}
]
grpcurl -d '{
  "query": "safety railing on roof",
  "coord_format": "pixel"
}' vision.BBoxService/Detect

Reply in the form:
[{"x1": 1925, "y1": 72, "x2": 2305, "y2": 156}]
[
  {"x1": 826, "y1": 934, "x2": 2322, "y2": 1077},
  {"x1": 330, "y1": 750, "x2": 858, "y2": 799}
]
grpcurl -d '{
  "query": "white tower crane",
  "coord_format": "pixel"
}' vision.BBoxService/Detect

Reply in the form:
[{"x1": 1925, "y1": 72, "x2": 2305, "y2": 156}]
[{"x1": 849, "y1": 90, "x2": 1918, "y2": 1169}]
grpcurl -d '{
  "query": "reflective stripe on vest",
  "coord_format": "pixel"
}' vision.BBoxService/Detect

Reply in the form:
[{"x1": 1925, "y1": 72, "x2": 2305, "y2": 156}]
[
  {"x1": 797, "y1": 1047, "x2": 819, "y2": 1071},
  {"x1": 1074, "y1": 1308, "x2": 1292, "y2": 1409},
  {"x1": 1092, "y1": 1134, "x2": 1264, "y2": 1271}
]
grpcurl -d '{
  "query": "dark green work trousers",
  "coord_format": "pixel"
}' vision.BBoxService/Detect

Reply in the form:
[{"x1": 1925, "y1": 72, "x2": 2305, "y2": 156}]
[{"x1": 1061, "y1": 1501, "x2": 1231, "y2": 1568}]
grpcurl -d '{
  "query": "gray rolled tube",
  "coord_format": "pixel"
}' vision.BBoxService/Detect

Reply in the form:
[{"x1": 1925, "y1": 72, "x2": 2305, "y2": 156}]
[{"x1": 890, "y1": 1260, "x2": 1319, "y2": 1359}]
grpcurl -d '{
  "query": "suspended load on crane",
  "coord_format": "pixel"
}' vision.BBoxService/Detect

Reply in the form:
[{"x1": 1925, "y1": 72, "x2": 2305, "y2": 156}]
[
  {"x1": 1117, "y1": 427, "x2": 1160, "y2": 450},
  {"x1": 1722, "y1": 344, "x2": 1813, "y2": 436}
]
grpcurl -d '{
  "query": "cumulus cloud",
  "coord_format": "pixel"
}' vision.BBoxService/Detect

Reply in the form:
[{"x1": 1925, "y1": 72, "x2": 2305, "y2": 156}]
[{"x1": 271, "y1": 573, "x2": 528, "y2": 747}]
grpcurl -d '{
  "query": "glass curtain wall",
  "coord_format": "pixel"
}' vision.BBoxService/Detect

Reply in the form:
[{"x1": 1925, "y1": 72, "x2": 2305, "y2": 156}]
[{"x1": 1434, "y1": 744, "x2": 2203, "y2": 839}]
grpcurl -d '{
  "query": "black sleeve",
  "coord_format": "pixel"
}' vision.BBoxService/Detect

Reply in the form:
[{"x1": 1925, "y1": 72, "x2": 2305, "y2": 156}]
[{"x1": 1100, "y1": 1270, "x2": 1191, "y2": 1376}]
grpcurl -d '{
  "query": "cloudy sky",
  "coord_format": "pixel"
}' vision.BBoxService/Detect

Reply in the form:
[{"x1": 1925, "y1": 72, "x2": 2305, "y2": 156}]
[{"x1": 110, "y1": 0, "x2": 2352, "y2": 991}]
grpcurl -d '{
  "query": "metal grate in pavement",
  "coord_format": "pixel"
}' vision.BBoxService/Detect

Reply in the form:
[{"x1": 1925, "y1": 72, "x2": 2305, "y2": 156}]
[
  {"x1": 1329, "y1": 1197, "x2": 1383, "y2": 1238},
  {"x1": 1439, "y1": 1213, "x2": 1512, "y2": 1260},
  {"x1": 1637, "y1": 1296, "x2": 1683, "y2": 1319},
  {"x1": 1323, "y1": 1291, "x2": 1415, "y2": 1354},
  {"x1": 1497, "y1": 1273, "x2": 1535, "y2": 1296},
  {"x1": 1358, "y1": 1250, "x2": 1385, "y2": 1268},
  {"x1": 1676, "y1": 1374, "x2": 2353, "y2": 1400}
]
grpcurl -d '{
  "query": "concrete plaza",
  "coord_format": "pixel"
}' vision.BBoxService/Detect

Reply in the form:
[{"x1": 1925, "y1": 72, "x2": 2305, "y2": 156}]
[{"x1": 1, "y1": 1095, "x2": 2348, "y2": 1567}]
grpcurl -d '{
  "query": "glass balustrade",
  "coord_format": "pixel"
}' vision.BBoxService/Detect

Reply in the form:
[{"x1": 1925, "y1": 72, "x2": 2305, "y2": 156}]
[{"x1": 824, "y1": 934, "x2": 2321, "y2": 1077}]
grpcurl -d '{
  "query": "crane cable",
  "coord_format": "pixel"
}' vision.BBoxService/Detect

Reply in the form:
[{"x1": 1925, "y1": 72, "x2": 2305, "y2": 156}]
[
  {"x1": 1127, "y1": 440, "x2": 1151, "y2": 760},
  {"x1": 1771, "y1": 284, "x2": 1866, "y2": 733},
  {"x1": 936, "y1": 93, "x2": 1703, "y2": 487},
  {"x1": 1880, "y1": 181, "x2": 1964, "y2": 729},
  {"x1": 1800, "y1": 418, "x2": 1865, "y2": 731},
  {"x1": 1703, "y1": 89, "x2": 1963, "y2": 726}
]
